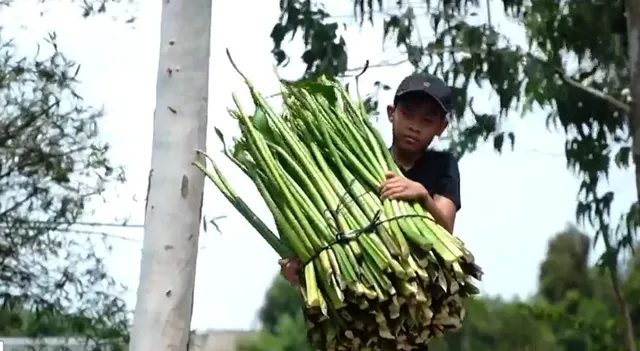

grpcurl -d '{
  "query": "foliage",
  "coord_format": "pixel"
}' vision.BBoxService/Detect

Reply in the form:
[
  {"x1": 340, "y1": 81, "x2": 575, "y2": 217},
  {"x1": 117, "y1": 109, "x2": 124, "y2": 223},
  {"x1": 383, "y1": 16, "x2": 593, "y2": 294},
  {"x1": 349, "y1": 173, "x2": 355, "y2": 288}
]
[
  {"x1": 257, "y1": 274, "x2": 306, "y2": 334},
  {"x1": 238, "y1": 276, "x2": 314, "y2": 351},
  {"x1": 242, "y1": 226, "x2": 640, "y2": 351},
  {"x1": 0, "y1": 27, "x2": 129, "y2": 349}
]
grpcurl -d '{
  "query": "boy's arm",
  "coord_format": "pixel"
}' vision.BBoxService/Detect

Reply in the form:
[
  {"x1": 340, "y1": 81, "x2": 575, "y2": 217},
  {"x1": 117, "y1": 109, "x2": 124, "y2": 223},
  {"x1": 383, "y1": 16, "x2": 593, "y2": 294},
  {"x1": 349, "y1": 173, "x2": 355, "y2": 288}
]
[
  {"x1": 421, "y1": 154, "x2": 461, "y2": 233},
  {"x1": 422, "y1": 193, "x2": 457, "y2": 233}
]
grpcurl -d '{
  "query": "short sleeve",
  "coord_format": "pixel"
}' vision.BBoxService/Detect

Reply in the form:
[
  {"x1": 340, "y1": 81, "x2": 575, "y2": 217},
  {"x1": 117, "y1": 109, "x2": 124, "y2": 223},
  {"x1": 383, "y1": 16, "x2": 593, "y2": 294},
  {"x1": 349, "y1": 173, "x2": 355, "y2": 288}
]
[{"x1": 435, "y1": 152, "x2": 461, "y2": 211}]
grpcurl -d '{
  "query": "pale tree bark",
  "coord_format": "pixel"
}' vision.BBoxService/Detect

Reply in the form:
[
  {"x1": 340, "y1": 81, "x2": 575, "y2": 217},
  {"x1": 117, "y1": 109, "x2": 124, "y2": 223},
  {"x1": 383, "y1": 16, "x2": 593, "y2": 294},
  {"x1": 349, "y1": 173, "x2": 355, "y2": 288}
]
[
  {"x1": 624, "y1": 1, "x2": 640, "y2": 351},
  {"x1": 129, "y1": 0, "x2": 211, "y2": 348}
]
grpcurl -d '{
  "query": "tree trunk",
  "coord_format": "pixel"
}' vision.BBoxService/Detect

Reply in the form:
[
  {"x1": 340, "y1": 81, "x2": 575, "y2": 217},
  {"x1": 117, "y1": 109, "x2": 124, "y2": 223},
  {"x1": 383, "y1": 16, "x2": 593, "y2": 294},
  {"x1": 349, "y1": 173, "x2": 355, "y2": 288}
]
[
  {"x1": 608, "y1": 264, "x2": 637, "y2": 351},
  {"x1": 624, "y1": 0, "x2": 640, "y2": 350},
  {"x1": 129, "y1": 0, "x2": 211, "y2": 349}
]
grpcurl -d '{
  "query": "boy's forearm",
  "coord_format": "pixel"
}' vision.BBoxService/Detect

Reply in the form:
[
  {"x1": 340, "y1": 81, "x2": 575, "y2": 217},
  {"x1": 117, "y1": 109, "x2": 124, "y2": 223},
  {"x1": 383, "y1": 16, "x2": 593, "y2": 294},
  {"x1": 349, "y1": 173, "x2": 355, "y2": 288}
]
[{"x1": 421, "y1": 193, "x2": 453, "y2": 233}]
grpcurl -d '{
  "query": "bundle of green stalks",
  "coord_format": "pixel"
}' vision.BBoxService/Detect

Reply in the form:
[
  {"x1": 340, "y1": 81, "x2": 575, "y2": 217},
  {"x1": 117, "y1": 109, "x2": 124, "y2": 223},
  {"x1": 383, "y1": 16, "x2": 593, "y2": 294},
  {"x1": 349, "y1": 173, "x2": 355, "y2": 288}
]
[{"x1": 194, "y1": 53, "x2": 483, "y2": 351}]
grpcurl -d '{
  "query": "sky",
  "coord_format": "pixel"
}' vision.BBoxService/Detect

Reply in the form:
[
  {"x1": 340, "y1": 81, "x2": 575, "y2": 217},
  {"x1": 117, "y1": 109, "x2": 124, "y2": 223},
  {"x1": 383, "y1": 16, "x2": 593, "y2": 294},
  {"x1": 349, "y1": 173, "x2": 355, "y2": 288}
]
[{"x1": 1, "y1": 0, "x2": 635, "y2": 332}]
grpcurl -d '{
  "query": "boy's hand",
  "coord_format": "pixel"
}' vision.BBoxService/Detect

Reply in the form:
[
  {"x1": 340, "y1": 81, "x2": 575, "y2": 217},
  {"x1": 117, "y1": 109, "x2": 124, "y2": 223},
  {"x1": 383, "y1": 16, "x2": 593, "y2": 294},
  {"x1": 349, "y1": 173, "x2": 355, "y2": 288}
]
[
  {"x1": 279, "y1": 257, "x2": 300, "y2": 286},
  {"x1": 380, "y1": 171, "x2": 428, "y2": 200}
]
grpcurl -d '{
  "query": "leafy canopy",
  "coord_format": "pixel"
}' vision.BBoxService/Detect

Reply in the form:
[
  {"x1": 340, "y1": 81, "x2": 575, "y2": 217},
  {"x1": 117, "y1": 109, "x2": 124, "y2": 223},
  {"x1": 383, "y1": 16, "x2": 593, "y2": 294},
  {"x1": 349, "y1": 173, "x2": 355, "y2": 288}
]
[{"x1": 0, "y1": 28, "x2": 129, "y2": 348}]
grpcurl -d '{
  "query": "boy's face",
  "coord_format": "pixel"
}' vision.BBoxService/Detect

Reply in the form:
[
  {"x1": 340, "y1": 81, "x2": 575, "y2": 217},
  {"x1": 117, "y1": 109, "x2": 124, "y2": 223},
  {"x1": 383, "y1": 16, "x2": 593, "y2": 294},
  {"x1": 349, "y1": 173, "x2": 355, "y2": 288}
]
[{"x1": 387, "y1": 92, "x2": 448, "y2": 153}]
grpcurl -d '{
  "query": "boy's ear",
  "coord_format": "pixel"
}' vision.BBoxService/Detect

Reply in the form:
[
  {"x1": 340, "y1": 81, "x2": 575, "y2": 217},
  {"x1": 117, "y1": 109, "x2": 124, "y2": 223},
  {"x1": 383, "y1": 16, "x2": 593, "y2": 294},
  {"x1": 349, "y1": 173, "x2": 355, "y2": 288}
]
[{"x1": 386, "y1": 105, "x2": 395, "y2": 122}]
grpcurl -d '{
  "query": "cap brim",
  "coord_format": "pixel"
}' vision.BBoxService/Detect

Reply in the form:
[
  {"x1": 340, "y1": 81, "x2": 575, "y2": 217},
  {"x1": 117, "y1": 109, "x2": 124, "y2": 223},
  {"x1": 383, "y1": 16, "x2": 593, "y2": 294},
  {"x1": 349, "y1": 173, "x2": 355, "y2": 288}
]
[{"x1": 395, "y1": 89, "x2": 451, "y2": 118}]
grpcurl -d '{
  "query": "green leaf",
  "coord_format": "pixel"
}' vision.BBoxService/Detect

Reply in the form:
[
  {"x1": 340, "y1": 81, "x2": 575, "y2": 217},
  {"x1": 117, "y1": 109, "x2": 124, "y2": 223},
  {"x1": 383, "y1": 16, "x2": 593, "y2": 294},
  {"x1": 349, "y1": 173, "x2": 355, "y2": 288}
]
[
  {"x1": 507, "y1": 131, "x2": 515, "y2": 150},
  {"x1": 251, "y1": 107, "x2": 277, "y2": 144},
  {"x1": 231, "y1": 138, "x2": 251, "y2": 166},
  {"x1": 292, "y1": 80, "x2": 338, "y2": 107},
  {"x1": 614, "y1": 146, "x2": 630, "y2": 168},
  {"x1": 493, "y1": 132, "x2": 504, "y2": 152}
]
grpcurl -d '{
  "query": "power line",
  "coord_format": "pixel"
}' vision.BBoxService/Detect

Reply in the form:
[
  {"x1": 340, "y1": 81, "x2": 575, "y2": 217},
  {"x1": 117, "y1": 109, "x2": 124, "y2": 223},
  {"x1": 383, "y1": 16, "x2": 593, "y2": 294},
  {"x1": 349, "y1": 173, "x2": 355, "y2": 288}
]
[
  {"x1": 65, "y1": 229, "x2": 142, "y2": 243},
  {"x1": 0, "y1": 221, "x2": 145, "y2": 243},
  {"x1": 0, "y1": 226, "x2": 143, "y2": 242},
  {"x1": 70, "y1": 221, "x2": 144, "y2": 228},
  {"x1": 0, "y1": 216, "x2": 225, "y2": 243},
  {"x1": 0, "y1": 220, "x2": 144, "y2": 229}
]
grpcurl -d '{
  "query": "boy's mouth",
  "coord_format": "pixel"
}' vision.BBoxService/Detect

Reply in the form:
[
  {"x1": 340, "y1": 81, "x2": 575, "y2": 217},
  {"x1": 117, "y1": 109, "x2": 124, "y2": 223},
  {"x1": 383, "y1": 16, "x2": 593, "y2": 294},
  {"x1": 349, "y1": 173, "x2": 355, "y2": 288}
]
[{"x1": 402, "y1": 135, "x2": 418, "y2": 144}]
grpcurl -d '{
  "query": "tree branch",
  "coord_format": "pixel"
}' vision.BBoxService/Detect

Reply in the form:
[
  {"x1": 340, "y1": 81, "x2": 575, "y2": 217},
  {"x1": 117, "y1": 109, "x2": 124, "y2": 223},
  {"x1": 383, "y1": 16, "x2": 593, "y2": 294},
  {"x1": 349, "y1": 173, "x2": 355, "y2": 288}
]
[
  {"x1": 344, "y1": 45, "x2": 631, "y2": 115},
  {"x1": 556, "y1": 69, "x2": 630, "y2": 113}
]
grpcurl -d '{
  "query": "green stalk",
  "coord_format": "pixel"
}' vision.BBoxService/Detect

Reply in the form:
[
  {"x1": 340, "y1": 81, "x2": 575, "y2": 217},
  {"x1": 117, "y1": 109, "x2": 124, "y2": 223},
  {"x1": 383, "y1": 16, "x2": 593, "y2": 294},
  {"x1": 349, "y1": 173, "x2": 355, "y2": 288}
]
[
  {"x1": 324, "y1": 131, "x2": 380, "y2": 190},
  {"x1": 312, "y1": 145, "x2": 401, "y2": 258},
  {"x1": 363, "y1": 253, "x2": 395, "y2": 295},
  {"x1": 342, "y1": 110, "x2": 428, "y2": 257},
  {"x1": 342, "y1": 169, "x2": 410, "y2": 259},
  {"x1": 287, "y1": 94, "x2": 380, "y2": 190},
  {"x1": 314, "y1": 96, "x2": 384, "y2": 179},
  {"x1": 272, "y1": 173, "x2": 326, "y2": 251},
  {"x1": 280, "y1": 202, "x2": 333, "y2": 284},
  {"x1": 304, "y1": 262, "x2": 321, "y2": 308},
  {"x1": 393, "y1": 202, "x2": 434, "y2": 251},
  {"x1": 274, "y1": 160, "x2": 358, "y2": 285},
  {"x1": 309, "y1": 131, "x2": 389, "y2": 273},
  {"x1": 267, "y1": 141, "x2": 354, "y2": 254},
  {"x1": 339, "y1": 90, "x2": 389, "y2": 172},
  {"x1": 259, "y1": 175, "x2": 315, "y2": 257},
  {"x1": 407, "y1": 208, "x2": 462, "y2": 264},
  {"x1": 259, "y1": 127, "x2": 360, "y2": 287},
  {"x1": 276, "y1": 164, "x2": 332, "y2": 242},
  {"x1": 231, "y1": 96, "x2": 335, "y2": 259},
  {"x1": 293, "y1": 88, "x2": 381, "y2": 177},
  {"x1": 359, "y1": 115, "x2": 401, "y2": 174},
  {"x1": 308, "y1": 144, "x2": 363, "y2": 256},
  {"x1": 360, "y1": 261, "x2": 386, "y2": 301},
  {"x1": 260, "y1": 104, "x2": 358, "y2": 247},
  {"x1": 256, "y1": 177, "x2": 311, "y2": 260},
  {"x1": 321, "y1": 133, "x2": 423, "y2": 253},
  {"x1": 193, "y1": 160, "x2": 290, "y2": 258},
  {"x1": 266, "y1": 141, "x2": 331, "y2": 216}
]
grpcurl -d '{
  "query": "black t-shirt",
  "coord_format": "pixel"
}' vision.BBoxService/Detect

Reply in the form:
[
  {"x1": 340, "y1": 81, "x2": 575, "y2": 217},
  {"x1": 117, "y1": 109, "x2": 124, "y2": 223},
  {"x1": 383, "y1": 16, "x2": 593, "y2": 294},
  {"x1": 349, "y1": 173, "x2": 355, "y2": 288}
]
[{"x1": 399, "y1": 149, "x2": 462, "y2": 211}]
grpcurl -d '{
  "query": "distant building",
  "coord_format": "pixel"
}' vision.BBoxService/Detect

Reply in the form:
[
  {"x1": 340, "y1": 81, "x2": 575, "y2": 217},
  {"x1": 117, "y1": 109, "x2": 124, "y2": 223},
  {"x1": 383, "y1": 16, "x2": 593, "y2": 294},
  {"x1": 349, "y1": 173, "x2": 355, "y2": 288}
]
[
  {"x1": 0, "y1": 330, "x2": 251, "y2": 351},
  {"x1": 190, "y1": 330, "x2": 252, "y2": 351}
]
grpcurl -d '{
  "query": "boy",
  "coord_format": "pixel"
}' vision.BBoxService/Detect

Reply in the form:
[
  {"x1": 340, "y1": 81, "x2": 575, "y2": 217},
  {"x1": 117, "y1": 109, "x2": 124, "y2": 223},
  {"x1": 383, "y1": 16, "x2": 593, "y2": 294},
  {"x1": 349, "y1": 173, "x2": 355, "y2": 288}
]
[{"x1": 280, "y1": 72, "x2": 461, "y2": 288}]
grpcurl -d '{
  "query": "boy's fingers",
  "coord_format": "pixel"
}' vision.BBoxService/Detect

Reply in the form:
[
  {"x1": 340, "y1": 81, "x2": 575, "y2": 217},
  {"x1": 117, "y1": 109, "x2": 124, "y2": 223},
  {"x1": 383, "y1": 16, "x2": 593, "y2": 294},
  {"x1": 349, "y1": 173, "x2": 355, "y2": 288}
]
[
  {"x1": 381, "y1": 180, "x2": 404, "y2": 193},
  {"x1": 387, "y1": 190, "x2": 409, "y2": 200},
  {"x1": 381, "y1": 182, "x2": 405, "y2": 193},
  {"x1": 384, "y1": 176, "x2": 402, "y2": 184},
  {"x1": 279, "y1": 258, "x2": 294, "y2": 269},
  {"x1": 384, "y1": 171, "x2": 395, "y2": 179},
  {"x1": 381, "y1": 186, "x2": 407, "y2": 199},
  {"x1": 387, "y1": 191, "x2": 406, "y2": 200},
  {"x1": 382, "y1": 176, "x2": 407, "y2": 189},
  {"x1": 380, "y1": 175, "x2": 403, "y2": 191},
  {"x1": 279, "y1": 256, "x2": 299, "y2": 264}
]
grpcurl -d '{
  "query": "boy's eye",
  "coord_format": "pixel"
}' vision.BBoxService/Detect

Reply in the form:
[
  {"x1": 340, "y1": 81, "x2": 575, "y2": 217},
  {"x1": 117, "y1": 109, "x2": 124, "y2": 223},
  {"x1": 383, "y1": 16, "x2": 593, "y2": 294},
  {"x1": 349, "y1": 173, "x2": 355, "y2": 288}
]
[{"x1": 420, "y1": 115, "x2": 437, "y2": 123}]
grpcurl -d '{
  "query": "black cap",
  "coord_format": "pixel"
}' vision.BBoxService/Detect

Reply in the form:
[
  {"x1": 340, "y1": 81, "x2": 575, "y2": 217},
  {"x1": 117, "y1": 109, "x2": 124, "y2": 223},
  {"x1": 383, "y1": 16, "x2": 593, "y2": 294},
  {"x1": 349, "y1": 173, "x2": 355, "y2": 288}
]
[{"x1": 394, "y1": 73, "x2": 453, "y2": 118}]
